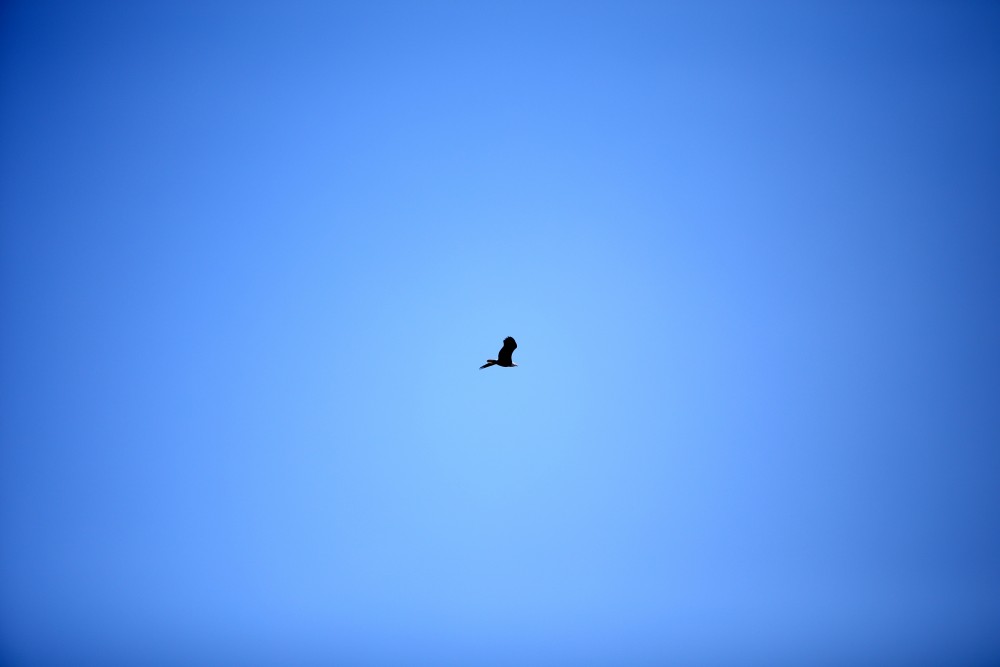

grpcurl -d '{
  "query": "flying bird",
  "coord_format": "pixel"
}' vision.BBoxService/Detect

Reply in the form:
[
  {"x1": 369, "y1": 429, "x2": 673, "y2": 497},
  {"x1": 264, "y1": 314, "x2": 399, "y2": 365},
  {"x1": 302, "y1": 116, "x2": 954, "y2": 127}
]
[{"x1": 480, "y1": 336, "x2": 517, "y2": 369}]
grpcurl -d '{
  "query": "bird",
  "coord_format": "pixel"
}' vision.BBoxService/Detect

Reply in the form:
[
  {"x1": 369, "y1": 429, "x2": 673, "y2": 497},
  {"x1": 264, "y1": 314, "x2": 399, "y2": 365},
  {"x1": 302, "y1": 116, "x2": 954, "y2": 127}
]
[{"x1": 480, "y1": 336, "x2": 517, "y2": 369}]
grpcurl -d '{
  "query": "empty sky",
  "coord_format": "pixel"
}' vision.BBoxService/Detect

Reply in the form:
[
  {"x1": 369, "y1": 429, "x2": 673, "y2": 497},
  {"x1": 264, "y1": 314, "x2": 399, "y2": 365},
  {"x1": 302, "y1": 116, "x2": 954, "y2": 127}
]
[{"x1": 2, "y1": 2, "x2": 999, "y2": 666}]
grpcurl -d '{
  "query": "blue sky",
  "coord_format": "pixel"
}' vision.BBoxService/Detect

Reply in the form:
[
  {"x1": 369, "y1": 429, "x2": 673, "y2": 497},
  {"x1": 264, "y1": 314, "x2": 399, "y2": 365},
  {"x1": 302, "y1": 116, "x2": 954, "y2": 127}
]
[{"x1": 2, "y1": 2, "x2": 999, "y2": 665}]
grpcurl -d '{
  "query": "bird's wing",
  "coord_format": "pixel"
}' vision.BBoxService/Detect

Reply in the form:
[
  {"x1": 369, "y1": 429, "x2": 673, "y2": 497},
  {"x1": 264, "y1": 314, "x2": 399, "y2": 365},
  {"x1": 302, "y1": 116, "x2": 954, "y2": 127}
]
[{"x1": 497, "y1": 336, "x2": 517, "y2": 365}]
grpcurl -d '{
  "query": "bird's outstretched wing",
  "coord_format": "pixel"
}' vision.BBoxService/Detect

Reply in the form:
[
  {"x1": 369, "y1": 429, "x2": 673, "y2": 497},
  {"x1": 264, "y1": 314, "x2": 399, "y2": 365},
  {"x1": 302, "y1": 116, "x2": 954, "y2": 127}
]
[{"x1": 497, "y1": 336, "x2": 517, "y2": 365}]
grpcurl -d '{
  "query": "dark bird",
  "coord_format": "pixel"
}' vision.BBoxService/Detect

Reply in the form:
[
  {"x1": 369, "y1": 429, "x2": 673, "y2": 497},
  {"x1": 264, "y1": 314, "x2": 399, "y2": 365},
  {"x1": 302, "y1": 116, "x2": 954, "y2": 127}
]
[{"x1": 480, "y1": 336, "x2": 517, "y2": 369}]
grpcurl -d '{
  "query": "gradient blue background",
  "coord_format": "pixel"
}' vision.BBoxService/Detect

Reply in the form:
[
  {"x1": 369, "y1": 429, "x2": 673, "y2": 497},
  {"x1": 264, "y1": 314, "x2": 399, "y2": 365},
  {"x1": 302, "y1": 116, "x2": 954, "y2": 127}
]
[{"x1": 2, "y1": 2, "x2": 999, "y2": 665}]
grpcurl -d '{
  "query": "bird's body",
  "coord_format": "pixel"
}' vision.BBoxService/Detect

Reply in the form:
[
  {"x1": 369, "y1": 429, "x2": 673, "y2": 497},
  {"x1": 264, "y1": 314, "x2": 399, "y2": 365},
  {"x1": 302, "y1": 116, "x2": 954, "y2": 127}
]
[{"x1": 480, "y1": 336, "x2": 517, "y2": 369}]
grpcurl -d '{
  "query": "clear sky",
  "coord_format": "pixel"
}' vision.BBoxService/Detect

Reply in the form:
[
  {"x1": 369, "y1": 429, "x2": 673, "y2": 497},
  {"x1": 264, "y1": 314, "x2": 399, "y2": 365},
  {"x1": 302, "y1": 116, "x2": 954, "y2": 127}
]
[{"x1": 2, "y1": 2, "x2": 999, "y2": 666}]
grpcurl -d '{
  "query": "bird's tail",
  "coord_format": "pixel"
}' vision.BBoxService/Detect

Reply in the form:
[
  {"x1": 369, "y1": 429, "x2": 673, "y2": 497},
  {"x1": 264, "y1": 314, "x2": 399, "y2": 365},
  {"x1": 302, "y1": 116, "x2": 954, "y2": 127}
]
[{"x1": 480, "y1": 360, "x2": 496, "y2": 369}]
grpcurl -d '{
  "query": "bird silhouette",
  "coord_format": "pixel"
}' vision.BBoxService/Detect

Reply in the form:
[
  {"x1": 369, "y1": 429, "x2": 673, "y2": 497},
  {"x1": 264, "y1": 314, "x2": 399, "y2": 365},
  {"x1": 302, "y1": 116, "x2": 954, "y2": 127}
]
[{"x1": 480, "y1": 336, "x2": 517, "y2": 369}]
